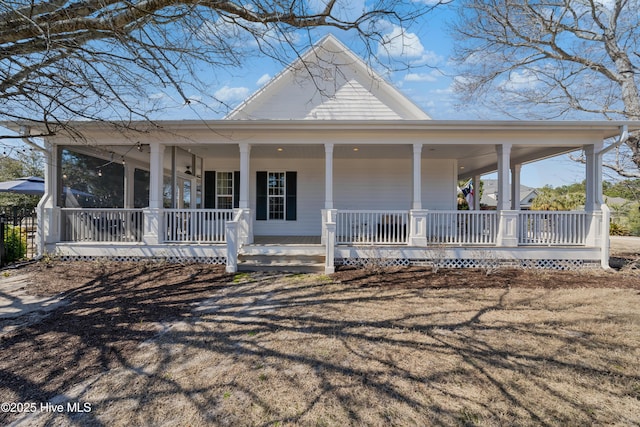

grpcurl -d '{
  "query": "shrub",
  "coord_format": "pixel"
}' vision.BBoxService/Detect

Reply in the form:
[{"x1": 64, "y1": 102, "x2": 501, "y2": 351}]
[
  {"x1": 610, "y1": 222, "x2": 631, "y2": 236},
  {"x1": 3, "y1": 225, "x2": 27, "y2": 262}
]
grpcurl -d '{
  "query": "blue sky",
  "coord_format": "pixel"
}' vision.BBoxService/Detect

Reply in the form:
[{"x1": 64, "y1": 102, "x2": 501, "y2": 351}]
[
  {"x1": 2, "y1": 2, "x2": 598, "y2": 188},
  {"x1": 151, "y1": 3, "x2": 590, "y2": 189}
]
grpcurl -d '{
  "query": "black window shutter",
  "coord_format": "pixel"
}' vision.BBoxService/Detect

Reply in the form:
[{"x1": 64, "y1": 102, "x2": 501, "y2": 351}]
[
  {"x1": 204, "y1": 171, "x2": 216, "y2": 209},
  {"x1": 233, "y1": 171, "x2": 240, "y2": 208},
  {"x1": 256, "y1": 171, "x2": 267, "y2": 220},
  {"x1": 286, "y1": 171, "x2": 297, "y2": 221}
]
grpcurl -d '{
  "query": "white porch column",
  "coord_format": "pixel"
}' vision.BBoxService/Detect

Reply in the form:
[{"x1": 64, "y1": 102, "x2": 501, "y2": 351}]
[
  {"x1": 585, "y1": 143, "x2": 604, "y2": 212},
  {"x1": 39, "y1": 142, "x2": 60, "y2": 249},
  {"x1": 144, "y1": 142, "x2": 164, "y2": 245},
  {"x1": 496, "y1": 144, "x2": 512, "y2": 211},
  {"x1": 325, "y1": 143, "x2": 334, "y2": 209},
  {"x1": 511, "y1": 163, "x2": 522, "y2": 210},
  {"x1": 472, "y1": 175, "x2": 481, "y2": 210},
  {"x1": 412, "y1": 143, "x2": 423, "y2": 210},
  {"x1": 586, "y1": 141, "x2": 605, "y2": 248},
  {"x1": 124, "y1": 163, "x2": 134, "y2": 209},
  {"x1": 496, "y1": 144, "x2": 518, "y2": 247},
  {"x1": 148, "y1": 142, "x2": 165, "y2": 209},
  {"x1": 239, "y1": 143, "x2": 251, "y2": 209},
  {"x1": 226, "y1": 219, "x2": 239, "y2": 273},
  {"x1": 324, "y1": 209, "x2": 337, "y2": 274},
  {"x1": 409, "y1": 210, "x2": 428, "y2": 246}
]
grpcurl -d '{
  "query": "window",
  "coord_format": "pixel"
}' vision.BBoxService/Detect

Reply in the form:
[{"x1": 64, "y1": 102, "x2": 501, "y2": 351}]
[
  {"x1": 268, "y1": 172, "x2": 286, "y2": 220},
  {"x1": 216, "y1": 172, "x2": 234, "y2": 209},
  {"x1": 204, "y1": 171, "x2": 239, "y2": 209},
  {"x1": 60, "y1": 148, "x2": 124, "y2": 208},
  {"x1": 256, "y1": 171, "x2": 296, "y2": 221},
  {"x1": 133, "y1": 169, "x2": 150, "y2": 208}
]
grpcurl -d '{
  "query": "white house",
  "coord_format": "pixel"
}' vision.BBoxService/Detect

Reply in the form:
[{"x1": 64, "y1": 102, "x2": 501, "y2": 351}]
[
  {"x1": 480, "y1": 179, "x2": 539, "y2": 210},
  {"x1": 12, "y1": 35, "x2": 640, "y2": 273}
]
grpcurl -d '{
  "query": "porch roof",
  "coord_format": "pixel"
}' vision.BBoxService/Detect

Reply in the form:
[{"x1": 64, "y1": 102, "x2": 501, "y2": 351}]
[
  {"x1": 59, "y1": 118, "x2": 638, "y2": 133},
  {"x1": 10, "y1": 119, "x2": 640, "y2": 179}
]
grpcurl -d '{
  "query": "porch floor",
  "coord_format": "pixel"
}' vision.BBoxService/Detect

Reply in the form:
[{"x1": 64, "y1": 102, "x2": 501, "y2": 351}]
[{"x1": 253, "y1": 236, "x2": 322, "y2": 245}]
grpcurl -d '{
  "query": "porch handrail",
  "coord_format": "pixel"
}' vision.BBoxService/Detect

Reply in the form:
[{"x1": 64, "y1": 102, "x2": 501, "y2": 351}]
[
  {"x1": 61, "y1": 208, "x2": 144, "y2": 242},
  {"x1": 425, "y1": 210, "x2": 498, "y2": 245},
  {"x1": 164, "y1": 208, "x2": 234, "y2": 243},
  {"x1": 336, "y1": 210, "x2": 409, "y2": 245},
  {"x1": 518, "y1": 211, "x2": 588, "y2": 246},
  {"x1": 225, "y1": 209, "x2": 244, "y2": 273}
]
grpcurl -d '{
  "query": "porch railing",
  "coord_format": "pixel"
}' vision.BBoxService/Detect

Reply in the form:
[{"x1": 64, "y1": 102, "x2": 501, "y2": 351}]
[
  {"x1": 61, "y1": 208, "x2": 144, "y2": 242},
  {"x1": 518, "y1": 211, "x2": 588, "y2": 246},
  {"x1": 426, "y1": 210, "x2": 498, "y2": 245},
  {"x1": 164, "y1": 209, "x2": 234, "y2": 243},
  {"x1": 336, "y1": 210, "x2": 409, "y2": 244}
]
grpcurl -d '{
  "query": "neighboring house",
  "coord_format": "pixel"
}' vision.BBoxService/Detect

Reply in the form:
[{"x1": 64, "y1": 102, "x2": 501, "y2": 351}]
[
  {"x1": 480, "y1": 179, "x2": 539, "y2": 210},
  {"x1": 10, "y1": 35, "x2": 640, "y2": 272}
]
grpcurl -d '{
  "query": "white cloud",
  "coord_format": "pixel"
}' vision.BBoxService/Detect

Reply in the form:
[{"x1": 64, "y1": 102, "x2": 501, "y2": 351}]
[
  {"x1": 256, "y1": 74, "x2": 271, "y2": 86},
  {"x1": 379, "y1": 25, "x2": 425, "y2": 58},
  {"x1": 404, "y1": 71, "x2": 440, "y2": 83},
  {"x1": 377, "y1": 24, "x2": 442, "y2": 66},
  {"x1": 214, "y1": 86, "x2": 250, "y2": 103},
  {"x1": 501, "y1": 70, "x2": 539, "y2": 91}
]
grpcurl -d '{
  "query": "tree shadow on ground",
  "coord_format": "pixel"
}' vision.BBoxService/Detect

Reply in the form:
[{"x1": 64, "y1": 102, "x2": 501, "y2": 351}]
[{"x1": 1, "y1": 262, "x2": 639, "y2": 426}]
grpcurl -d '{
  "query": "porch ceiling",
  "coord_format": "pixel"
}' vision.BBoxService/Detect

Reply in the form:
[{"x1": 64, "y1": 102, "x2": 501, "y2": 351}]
[
  {"x1": 91, "y1": 140, "x2": 581, "y2": 180},
  {"x1": 184, "y1": 142, "x2": 580, "y2": 178}
]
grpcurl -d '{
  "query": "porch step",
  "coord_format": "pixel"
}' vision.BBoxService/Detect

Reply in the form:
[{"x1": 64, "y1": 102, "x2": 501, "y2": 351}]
[
  {"x1": 237, "y1": 254, "x2": 326, "y2": 273},
  {"x1": 240, "y1": 244, "x2": 325, "y2": 257}
]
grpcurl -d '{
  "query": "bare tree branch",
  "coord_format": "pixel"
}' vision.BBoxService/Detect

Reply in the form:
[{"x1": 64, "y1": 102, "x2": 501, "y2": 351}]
[
  {"x1": 0, "y1": 0, "x2": 442, "y2": 139},
  {"x1": 452, "y1": 0, "x2": 640, "y2": 177}
]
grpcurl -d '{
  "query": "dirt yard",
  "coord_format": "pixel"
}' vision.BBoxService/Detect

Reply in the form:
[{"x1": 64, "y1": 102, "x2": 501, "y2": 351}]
[{"x1": 1, "y1": 257, "x2": 639, "y2": 426}]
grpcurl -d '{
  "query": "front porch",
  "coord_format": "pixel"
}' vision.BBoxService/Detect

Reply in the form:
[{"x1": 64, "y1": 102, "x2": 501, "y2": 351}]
[
  {"x1": 28, "y1": 119, "x2": 632, "y2": 273},
  {"x1": 45, "y1": 206, "x2": 610, "y2": 272}
]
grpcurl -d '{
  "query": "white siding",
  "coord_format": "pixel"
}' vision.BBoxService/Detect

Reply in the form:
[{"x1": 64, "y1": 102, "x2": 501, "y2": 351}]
[
  {"x1": 306, "y1": 80, "x2": 402, "y2": 120},
  {"x1": 334, "y1": 158, "x2": 413, "y2": 210},
  {"x1": 204, "y1": 154, "x2": 456, "y2": 235},
  {"x1": 226, "y1": 35, "x2": 430, "y2": 121},
  {"x1": 204, "y1": 158, "x2": 240, "y2": 171},
  {"x1": 423, "y1": 159, "x2": 457, "y2": 210},
  {"x1": 251, "y1": 157, "x2": 325, "y2": 236},
  {"x1": 334, "y1": 157, "x2": 456, "y2": 211}
]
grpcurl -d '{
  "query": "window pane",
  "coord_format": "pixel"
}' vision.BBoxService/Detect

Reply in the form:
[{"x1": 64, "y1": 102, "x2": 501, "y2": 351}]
[
  {"x1": 183, "y1": 180, "x2": 191, "y2": 208},
  {"x1": 268, "y1": 172, "x2": 285, "y2": 195},
  {"x1": 134, "y1": 169, "x2": 150, "y2": 208},
  {"x1": 216, "y1": 172, "x2": 233, "y2": 196},
  {"x1": 269, "y1": 196, "x2": 284, "y2": 220},
  {"x1": 217, "y1": 196, "x2": 232, "y2": 209},
  {"x1": 163, "y1": 176, "x2": 172, "y2": 208},
  {"x1": 61, "y1": 148, "x2": 124, "y2": 208},
  {"x1": 267, "y1": 172, "x2": 285, "y2": 219}
]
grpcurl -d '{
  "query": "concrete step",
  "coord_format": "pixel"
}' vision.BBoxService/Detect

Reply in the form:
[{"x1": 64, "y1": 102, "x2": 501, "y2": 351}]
[
  {"x1": 238, "y1": 254, "x2": 326, "y2": 273},
  {"x1": 240, "y1": 244, "x2": 325, "y2": 257}
]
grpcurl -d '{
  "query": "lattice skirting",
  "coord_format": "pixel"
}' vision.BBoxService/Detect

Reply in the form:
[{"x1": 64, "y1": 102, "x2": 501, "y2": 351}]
[
  {"x1": 58, "y1": 255, "x2": 227, "y2": 265},
  {"x1": 336, "y1": 258, "x2": 601, "y2": 270}
]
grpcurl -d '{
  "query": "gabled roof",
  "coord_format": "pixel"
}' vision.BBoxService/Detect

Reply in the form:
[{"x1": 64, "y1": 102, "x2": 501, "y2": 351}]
[{"x1": 225, "y1": 34, "x2": 430, "y2": 120}]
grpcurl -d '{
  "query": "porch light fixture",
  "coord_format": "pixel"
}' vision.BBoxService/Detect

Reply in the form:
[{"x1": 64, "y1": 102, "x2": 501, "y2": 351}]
[
  {"x1": 277, "y1": 147, "x2": 284, "y2": 152},
  {"x1": 185, "y1": 166, "x2": 193, "y2": 175},
  {"x1": 353, "y1": 147, "x2": 359, "y2": 152}
]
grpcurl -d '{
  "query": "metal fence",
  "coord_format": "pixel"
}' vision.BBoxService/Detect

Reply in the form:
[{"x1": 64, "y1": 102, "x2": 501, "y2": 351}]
[{"x1": 0, "y1": 206, "x2": 37, "y2": 266}]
